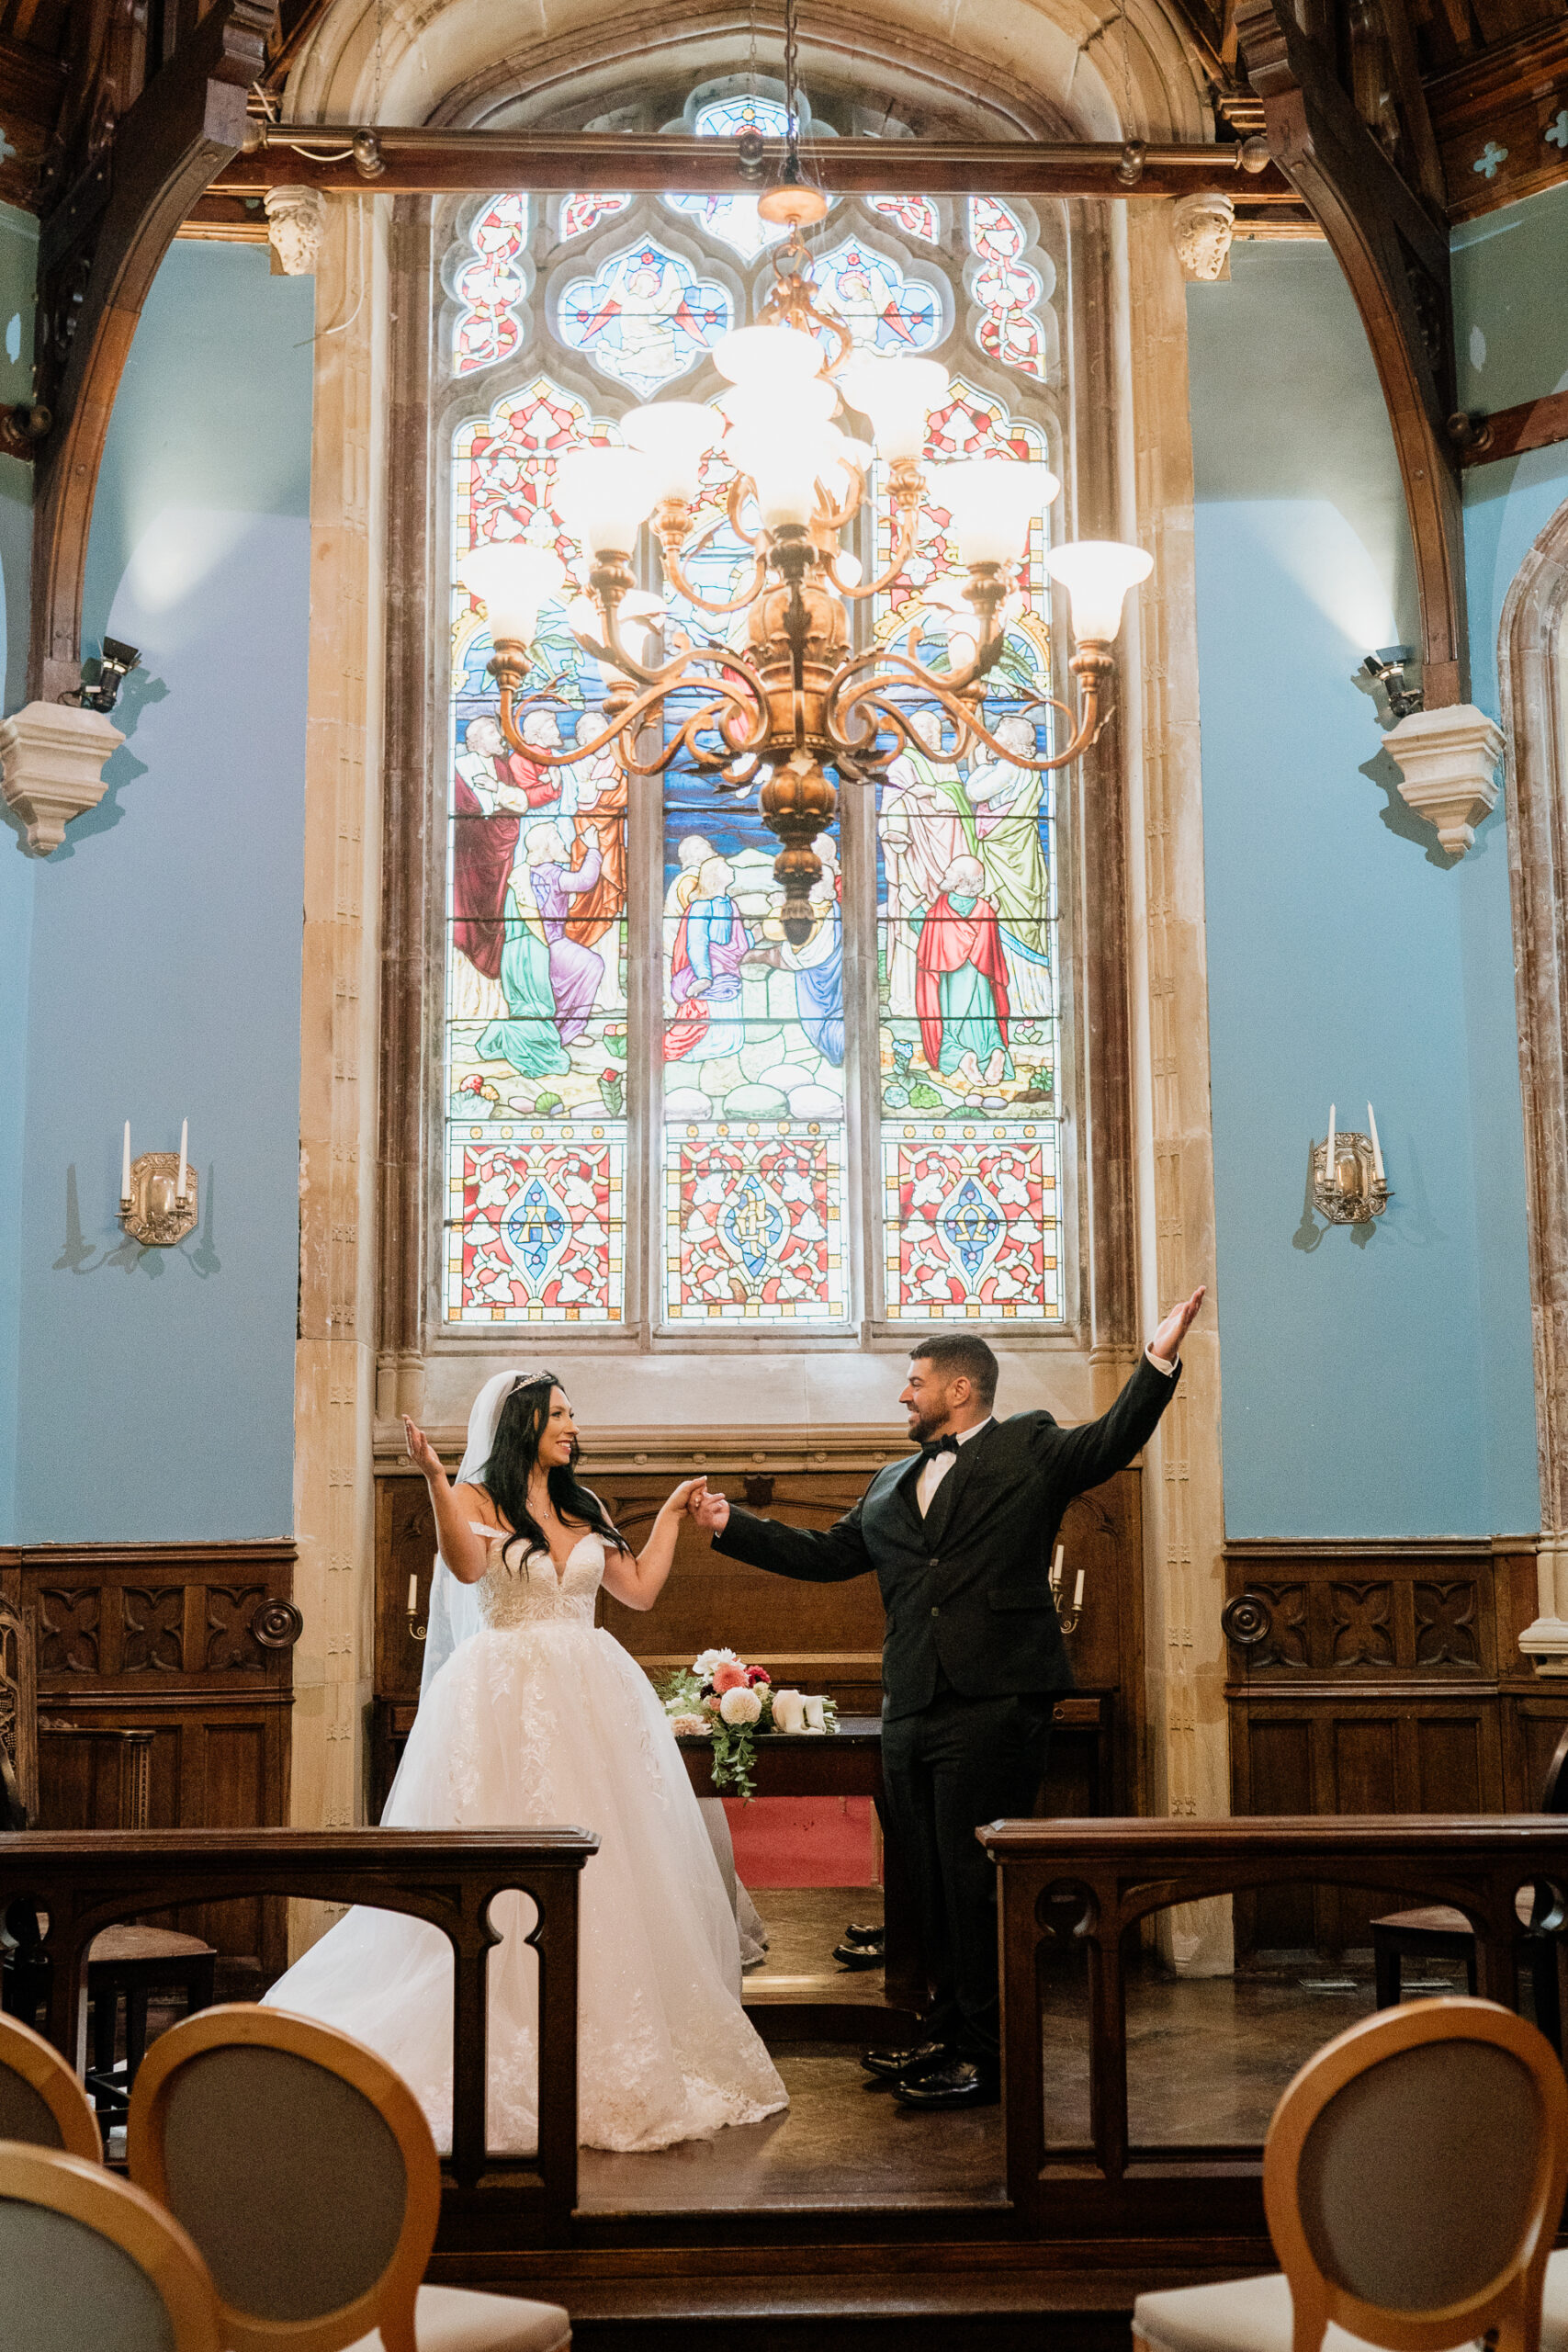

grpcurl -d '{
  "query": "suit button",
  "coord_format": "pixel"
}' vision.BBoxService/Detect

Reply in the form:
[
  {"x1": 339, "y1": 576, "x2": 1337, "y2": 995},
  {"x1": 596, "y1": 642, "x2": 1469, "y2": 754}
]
[
  {"x1": 931, "y1": 1605, "x2": 940, "y2": 1617},
  {"x1": 929, "y1": 1558, "x2": 940, "y2": 1571}
]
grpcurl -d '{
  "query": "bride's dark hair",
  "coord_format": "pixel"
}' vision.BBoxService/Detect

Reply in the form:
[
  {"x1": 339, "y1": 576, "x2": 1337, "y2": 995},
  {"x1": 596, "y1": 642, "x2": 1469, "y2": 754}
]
[{"x1": 479, "y1": 1373, "x2": 626, "y2": 1571}]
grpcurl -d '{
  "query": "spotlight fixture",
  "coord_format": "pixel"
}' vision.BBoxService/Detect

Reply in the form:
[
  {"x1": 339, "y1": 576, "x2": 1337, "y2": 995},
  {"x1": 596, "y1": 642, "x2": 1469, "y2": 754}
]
[
  {"x1": 1361, "y1": 646, "x2": 1423, "y2": 727},
  {"x1": 68, "y1": 638, "x2": 141, "y2": 716}
]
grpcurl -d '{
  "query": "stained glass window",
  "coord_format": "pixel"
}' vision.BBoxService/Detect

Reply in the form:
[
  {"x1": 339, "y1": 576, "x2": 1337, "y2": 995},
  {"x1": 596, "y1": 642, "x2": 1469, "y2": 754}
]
[
  {"x1": 441, "y1": 144, "x2": 1068, "y2": 1334},
  {"x1": 967, "y1": 197, "x2": 1049, "y2": 382},
  {"x1": 446, "y1": 379, "x2": 629, "y2": 1323},
  {"x1": 558, "y1": 239, "x2": 733, "y2": 397},
  {"x1": 872, "y1": 377, "x2": 1061, "y2": 1320},
  {"x1": 452, "y1": 195, "x2": 530, "y2": 376}
]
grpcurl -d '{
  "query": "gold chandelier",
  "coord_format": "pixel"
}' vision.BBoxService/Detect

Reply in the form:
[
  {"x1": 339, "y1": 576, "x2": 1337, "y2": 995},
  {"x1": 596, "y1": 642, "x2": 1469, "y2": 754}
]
[{"x1": 458, "y1": 184, "x2": 1153, "y2": 944}]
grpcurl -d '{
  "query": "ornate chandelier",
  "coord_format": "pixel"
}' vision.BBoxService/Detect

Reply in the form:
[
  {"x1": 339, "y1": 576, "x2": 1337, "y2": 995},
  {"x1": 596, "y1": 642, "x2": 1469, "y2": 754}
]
[{"x1": 458, "y1": 186, "x2": 1153, "y2": 944}]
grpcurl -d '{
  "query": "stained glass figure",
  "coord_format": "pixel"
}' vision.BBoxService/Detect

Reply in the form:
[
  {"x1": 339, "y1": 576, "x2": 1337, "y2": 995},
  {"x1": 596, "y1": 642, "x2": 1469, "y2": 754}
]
[
  {"x1": 661, "y1": 786, "x2": 846, "y2": 1320},
  {"x1": 872, "y1": 376, "x2": 1061, "y2": 1319},
  {"x1": 807, "y1": 235, "x2": 942, "y2": 356},
  {"x1": 560, "y1": 192, "x2": 632, "y2": 240},
  {"x1": 866, "y1": 195, "x2": 940, "y2": 243},
  {"x1": 967, "y1": 196, "x2": 1049, "y2": 381},
  {"x1": 558, "y1": 239, "x2": 732, "y2": 396},
  {"x1": 446, "y1": 376, "x2": 631, "y2": 1323},
  {"x1": 453, "y1": 195, "x2": 530, "y2": 376},
  {"x1": 664, "y1": 96, "x2": 798, "y2": 260}
]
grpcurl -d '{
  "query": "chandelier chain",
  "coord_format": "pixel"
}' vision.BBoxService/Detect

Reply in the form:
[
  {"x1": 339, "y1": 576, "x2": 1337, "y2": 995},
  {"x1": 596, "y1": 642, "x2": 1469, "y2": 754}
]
[{"x1": 783, "y1": 0, "x2": 800, "y2": 165}]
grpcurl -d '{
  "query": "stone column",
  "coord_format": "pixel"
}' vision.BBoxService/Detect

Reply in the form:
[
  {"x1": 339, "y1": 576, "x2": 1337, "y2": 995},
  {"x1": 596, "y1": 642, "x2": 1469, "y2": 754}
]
[
  {"x1": 1121, "y1": 203, "x2": 1232, "y2": 1973},
  {"x1": 291, "y1": 196, "x2": 389, "y2": 1950}
]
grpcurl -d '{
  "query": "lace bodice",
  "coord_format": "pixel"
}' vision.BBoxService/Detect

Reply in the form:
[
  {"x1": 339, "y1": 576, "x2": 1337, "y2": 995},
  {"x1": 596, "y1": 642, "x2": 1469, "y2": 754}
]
[{"x1": 472, "y1": 1527, "x2": 604, "y2": 1629}]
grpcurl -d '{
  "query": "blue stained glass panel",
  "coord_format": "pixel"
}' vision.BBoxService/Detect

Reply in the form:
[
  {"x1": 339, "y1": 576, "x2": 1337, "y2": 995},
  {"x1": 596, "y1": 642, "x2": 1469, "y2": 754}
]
[
  {"x1": 558, "y1": 242, "x2": 733, "y2": 396},
  {"x1": 809, "y1": 234, "x2": 942, "y2": 356}
]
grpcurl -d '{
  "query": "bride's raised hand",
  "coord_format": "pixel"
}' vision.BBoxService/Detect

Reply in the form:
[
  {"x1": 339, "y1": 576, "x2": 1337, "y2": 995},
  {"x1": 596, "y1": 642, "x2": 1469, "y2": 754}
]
[
  {"x1": 662, "y1": 1476, "x2": 704, "y2": 1519},
  {"x1": 402, "y1": 1415, "x2": 446, "y2": 1484}
]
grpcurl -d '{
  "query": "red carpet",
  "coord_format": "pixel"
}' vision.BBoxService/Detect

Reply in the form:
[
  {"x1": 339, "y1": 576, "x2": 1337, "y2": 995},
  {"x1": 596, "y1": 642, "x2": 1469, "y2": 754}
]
[{"x1": 723, "y1": 1794, "x2": 879, "y2": 1887}]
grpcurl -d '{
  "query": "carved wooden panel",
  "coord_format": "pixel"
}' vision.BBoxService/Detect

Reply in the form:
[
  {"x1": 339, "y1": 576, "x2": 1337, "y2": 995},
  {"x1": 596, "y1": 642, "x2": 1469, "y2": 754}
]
[
  {"x1": 122, "y1": 1586, "x2": 184, "y2": 1673},
  {"x1": 39, "y1": 1587, "x2": 100, "y2": 1675},
  {"x1": 1227, "y1": 1543, "x2": 1498, "y2": 1679}
]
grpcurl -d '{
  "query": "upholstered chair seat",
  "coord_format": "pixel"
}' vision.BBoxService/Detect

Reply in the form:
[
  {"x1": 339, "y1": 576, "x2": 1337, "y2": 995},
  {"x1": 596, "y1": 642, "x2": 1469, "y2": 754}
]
[{"x1": 344, "y1": 2283, "x2": 570, "y2": 2351}]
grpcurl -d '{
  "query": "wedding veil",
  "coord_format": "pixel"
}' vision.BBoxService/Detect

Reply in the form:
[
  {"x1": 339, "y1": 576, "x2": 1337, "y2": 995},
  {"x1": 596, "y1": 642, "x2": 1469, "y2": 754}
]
[{"x1": 419, "y1": 1369, "x2": 541, "y2": 1700}]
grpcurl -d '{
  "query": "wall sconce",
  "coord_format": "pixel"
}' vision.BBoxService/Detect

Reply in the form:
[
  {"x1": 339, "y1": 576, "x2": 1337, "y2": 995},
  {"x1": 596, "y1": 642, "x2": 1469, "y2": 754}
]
[
  {"x1": 406, "y1": 1572, "x2": 427, "y2": 1645},
  {"x1": 65, "y1": 638, "x2": 141, "y2": 717},
  {"x1": 1360, "y1": 646, "x2": 1423, "y2": 726},
  {"x1": 118, "y1": 1119, "x2": 197, "y2": 1246},
  {"x1": 1312, "y1": 1102, "x2": 1391, "y2": 1226},
  {"x1": 1049, "y1": 1544, "x2": 1086, "y2": 1636}
]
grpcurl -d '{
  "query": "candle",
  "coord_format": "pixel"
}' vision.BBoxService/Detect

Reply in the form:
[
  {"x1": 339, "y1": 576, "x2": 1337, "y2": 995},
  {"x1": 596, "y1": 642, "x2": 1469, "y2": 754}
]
[
  {"x1": 407, "y1": 1573, "x2": 418, "y2": 1614},
  {"x1": 1367, "y1": 1101, "x2": 1384, "y2": 1184},
  {"x1": 802, "y1": 1695, "x2": 827, "y2": 1732},
  {"x1": 1073, "y1": 1568, "x2": 1086, "y2": 1611},
  {"x1": 1325, "y1": 1103, "x2": 1336, "y2": 1190},
  {"x1": 773, "y1": 1689, "x2": 806, "y2": 1736},
  {"x1": 177, "y1": 1119, "x2": 187, "y2": 1204},
  {"x1": 121, "y1": 1121, "x2": 131, "y2": 1204},
  {"x1": 1050, "y1": 1544, "x2": 1065, "y2": 1594}
]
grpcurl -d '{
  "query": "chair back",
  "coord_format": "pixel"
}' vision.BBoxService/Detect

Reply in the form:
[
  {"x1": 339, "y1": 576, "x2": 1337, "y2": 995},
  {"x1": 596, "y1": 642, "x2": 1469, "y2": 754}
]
[
  {"x1": 1263, "y1": 1996, "x2": 1568, "y2": 2352},
  {"x1": 0, "y1": 1594, "x2": 38, "y2": 1826},
  {"x1": 128, "y1": 2002, "x2": 441, "y2": 2352},
  {"x1": 0, "y1": 2141, "x2": 220, "y2": 2352},
  {"x1": 0, "y1": 2011, "x2": 102, "y2": 2160}
]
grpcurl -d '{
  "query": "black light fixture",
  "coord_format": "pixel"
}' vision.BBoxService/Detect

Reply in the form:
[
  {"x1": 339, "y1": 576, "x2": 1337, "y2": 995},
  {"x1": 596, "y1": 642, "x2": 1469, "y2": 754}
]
[
  {"x1": 1360, "y1": 646, "x2": 1423, "y2": 727},
  {"x1": 68, "y1": 638, "x2": 141, "y2": 715}
]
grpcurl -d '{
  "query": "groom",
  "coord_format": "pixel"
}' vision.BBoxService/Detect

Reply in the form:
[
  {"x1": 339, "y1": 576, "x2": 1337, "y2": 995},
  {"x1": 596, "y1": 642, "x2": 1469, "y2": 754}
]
[{"x1": 687, "y1": 1286, "x2": 1204, "y2": 2109}]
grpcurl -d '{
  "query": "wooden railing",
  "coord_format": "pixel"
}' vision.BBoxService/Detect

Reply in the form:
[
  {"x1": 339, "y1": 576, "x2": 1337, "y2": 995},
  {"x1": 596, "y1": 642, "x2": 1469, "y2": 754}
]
[
  {"x1": 981, "y1": 1814, "x2": 1568, "y2": 2234},
  {"x1": 0, "y1": 1827, "x2": 596, "y2": 2225}
]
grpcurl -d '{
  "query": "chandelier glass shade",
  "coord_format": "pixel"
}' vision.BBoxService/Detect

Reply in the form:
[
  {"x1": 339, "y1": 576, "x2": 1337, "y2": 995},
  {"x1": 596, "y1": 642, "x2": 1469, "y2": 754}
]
[{"x1": 460, "y1": 215, "x2": 1153, "y2": 943}]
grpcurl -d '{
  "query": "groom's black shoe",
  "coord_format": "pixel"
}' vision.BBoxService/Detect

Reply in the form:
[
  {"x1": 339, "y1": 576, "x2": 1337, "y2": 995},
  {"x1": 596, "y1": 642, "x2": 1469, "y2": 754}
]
[
  {"x1": 861, "y1": 2038, "x2": 954, "y2": 2085},
  {"x1": 840, "y1": 1921, "x2": 885, "y2": 1947},
  {"x1": 892, "y1": 2059, "x2": 1000, "y2": 2109},
  {"x1": 833, "y1": 1936, "x2": 885, "y2": 1970}
]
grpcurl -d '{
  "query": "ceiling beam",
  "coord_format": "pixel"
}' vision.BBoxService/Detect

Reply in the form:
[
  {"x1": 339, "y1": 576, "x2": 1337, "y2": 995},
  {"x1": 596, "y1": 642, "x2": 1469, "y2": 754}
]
[
  {"x1": 212, "y1": 125, "x2": 1300, "y2": 201},
  {"x1": 28, "y1": 0, "x2": 272, "y2": 704},
  {"x1": 1235, "y1": 0, "x2": 1468, "y2": 706}
]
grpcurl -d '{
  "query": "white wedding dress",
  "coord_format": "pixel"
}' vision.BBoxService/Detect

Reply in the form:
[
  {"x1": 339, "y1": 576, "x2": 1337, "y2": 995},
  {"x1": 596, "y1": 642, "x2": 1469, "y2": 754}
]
[{"x1": 263, "y1": 1526, "x2": 787, "y2": 2154}]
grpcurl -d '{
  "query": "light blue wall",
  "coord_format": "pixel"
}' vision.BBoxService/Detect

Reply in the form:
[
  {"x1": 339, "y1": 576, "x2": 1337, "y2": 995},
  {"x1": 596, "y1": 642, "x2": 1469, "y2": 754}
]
[
  {"x1": 8, "y1": 242, "x2": 313, "y2": 1543},
  {"x1": 1190, "y1": 239, "x2": 1540, "y2": 1538},
  {"x1": 0, "y1": 201, "x2": 38, "y2": 1539}
]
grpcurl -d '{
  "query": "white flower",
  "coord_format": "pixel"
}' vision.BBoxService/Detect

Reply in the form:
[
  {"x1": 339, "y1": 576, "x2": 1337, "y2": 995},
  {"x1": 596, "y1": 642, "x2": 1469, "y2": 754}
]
[
  {"x1": 692, "y1": 1647, "x2": 737, "y2": 1678},
  {"x1": 669, "y1": 1712, "x2": 711, "y2": 1738},
  {"x1": 719, "y1": 1685, "x2": 762, "y2": 1727}
]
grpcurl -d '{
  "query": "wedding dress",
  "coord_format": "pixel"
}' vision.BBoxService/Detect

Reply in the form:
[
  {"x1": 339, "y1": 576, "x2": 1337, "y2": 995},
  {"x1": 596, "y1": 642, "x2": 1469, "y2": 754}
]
[{"x1": 263, "y1": 1525, "x2": 787, "y2": 2154}]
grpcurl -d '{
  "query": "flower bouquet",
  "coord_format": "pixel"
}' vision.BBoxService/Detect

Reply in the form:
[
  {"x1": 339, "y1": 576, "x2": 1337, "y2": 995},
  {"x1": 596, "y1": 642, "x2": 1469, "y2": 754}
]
[{"x1": 657, "y1": 1647, "x2": 837, "y2": 1800}]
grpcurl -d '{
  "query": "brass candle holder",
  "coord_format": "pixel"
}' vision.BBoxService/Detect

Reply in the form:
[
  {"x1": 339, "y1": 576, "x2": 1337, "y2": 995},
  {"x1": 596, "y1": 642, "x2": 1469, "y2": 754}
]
[
  {"x1": 1311, "y1": 1131, "x2": 1391, "y2": 1226},
  {"x1": 119, "y1": 1153, "x2": 197, "y2": 1247}
]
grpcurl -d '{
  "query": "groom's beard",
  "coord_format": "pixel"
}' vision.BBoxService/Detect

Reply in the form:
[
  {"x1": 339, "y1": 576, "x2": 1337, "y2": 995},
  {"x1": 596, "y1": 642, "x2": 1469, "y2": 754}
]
[{"x1": 906, "y1": 1404, "x2": 953, "y2": 1447}]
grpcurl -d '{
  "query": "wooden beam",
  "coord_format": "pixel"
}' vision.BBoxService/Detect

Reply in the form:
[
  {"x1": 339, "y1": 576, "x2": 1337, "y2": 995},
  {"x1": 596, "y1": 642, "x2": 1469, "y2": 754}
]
[
  {"x1": 28, "y1": 0, "x2": 271, "y2": 704},
  {"x1": 213, "y1": 125, "x2": 1299, "y2": 201},
  {"x1": 1371, "y1": 0, "x2": 1448, "y2": 214},
  {"x1": 1235, "y1": 0, "x2": 1469, "y2": 706},
  {"x1": 1461, "y1": 386, "x2": 1568, "y2": 466}
]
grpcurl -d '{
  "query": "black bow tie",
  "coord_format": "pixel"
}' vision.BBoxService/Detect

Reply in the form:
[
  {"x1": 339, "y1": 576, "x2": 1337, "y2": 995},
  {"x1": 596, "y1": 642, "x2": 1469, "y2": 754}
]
[{"x1": 919, "y1": 1435, "x2": 960, "y2": 1463}]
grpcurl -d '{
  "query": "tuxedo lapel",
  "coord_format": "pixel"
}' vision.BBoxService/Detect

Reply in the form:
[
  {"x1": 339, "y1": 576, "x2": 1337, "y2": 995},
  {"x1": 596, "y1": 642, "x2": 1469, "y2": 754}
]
[{"x1": 919, "y1": 1421, "x2": 996, "y2": 1550}]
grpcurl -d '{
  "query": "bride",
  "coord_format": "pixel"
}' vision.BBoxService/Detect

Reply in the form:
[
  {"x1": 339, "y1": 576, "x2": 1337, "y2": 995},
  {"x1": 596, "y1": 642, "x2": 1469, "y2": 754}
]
[{"x1": 264, "y1": 1369, "x2": 787, "y2": 2154}]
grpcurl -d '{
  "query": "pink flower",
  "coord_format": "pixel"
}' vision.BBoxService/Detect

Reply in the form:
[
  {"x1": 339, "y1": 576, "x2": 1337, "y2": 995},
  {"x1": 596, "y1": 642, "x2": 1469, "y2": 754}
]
[
  {"x1": 745, "y1": 1666, "x2": 771, "y2": 1687},
  {"x1": 712, "y1": 1662, "x2": 749, "y2": 1694},
  {"x1": 704, "y1": 1693, "x2": 721, "y2": 1713}
]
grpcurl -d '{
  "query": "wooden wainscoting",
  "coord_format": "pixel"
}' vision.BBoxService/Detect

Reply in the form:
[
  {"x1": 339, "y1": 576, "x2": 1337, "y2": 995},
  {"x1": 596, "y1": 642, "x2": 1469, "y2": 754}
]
[
  {"x1": 0, "y1": 1542, "x2": 299, "y2": 1973},
  {"x1": 1225, "y1": 1536, "x2": 1556, "y2": 1952},
  {"x1": 373, "y1": 1446, "x2": 1146, "y2": 1821}
]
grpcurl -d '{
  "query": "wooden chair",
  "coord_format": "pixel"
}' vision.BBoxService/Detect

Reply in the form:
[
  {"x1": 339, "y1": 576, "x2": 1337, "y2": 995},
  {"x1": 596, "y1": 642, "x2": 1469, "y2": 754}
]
[
  {"x1": 129, "y1": 2004, "x2": 572, "y2": 2352},
  {"x1": 0, "y1": 1590, "x2": 217, "y2": 2111},
  {"x1": 1371, "y1": 1725, "x2": 1568, "y2": 2044},
  {"x1": 1133, "y1": 1996, "x2": 1568, "y2": 2352},
  {"x1": 0, "y1": 2010, "x2": 103, "y2": 2161},
  {"x1": 0, "y1": 2140, "x2": 221, "y2": 2352}
]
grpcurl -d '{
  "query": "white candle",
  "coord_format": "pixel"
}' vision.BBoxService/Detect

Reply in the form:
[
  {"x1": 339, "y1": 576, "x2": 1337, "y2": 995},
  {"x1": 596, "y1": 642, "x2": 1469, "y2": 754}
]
[
  {"x1": 121, "y1": 1121, "x2": 131, "y2": 1204},
  {"x1": 177, "y1": 1119, "x2": 187, "y2": 1203},
  {"x1": 407, "y1": 1573, "x2": 418, "y2": 1614},
  {"x1": 1325, "y1": 1103, "x2": 1337, "y2": 1189},
  {"x1": 1367, "y1": 1101, "x2": 1384, "y2": 1183},
  {"x1": 1073, "y1": 1568, "x2": 1086, "y2": 1610},
  {"x1": 1050, "y1": 1544, "x2": 1065, "y2": 1594}
]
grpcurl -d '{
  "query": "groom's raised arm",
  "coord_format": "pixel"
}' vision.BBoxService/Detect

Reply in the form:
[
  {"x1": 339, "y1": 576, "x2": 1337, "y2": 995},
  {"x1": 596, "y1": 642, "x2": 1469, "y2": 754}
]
[
  {"x1": 703, "y1": 1488, "x2": 874, "y2": 1584},
  {"x1": 1039, "y1": 1283, "x2": 1203, "y2": 1497}
]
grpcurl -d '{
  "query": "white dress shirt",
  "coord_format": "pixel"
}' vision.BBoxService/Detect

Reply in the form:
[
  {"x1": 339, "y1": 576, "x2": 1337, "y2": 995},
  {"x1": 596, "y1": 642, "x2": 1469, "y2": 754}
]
[{"x1": 913, "y1": 1349, "x2": 1178, "y2": 1517}]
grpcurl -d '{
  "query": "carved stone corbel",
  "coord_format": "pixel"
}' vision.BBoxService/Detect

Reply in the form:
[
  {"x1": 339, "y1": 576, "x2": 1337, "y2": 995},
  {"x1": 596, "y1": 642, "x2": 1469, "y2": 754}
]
[
  {"x1": 0, "y1": 700, "x2": 125, "y2": 854},
  {"x1": 1235, "y1": 0, "x2": 1468, "y2": 707}
]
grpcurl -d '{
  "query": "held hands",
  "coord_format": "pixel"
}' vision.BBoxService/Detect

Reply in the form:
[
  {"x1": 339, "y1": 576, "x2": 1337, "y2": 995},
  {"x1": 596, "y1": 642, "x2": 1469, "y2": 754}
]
[
  {"x1": 1150, "y1": 1283, "x2": 1206, "y2": 1367},
  {"x1": 660, "y1": 1477, "x2": 706, "y2": 1518},
  {"x1": 684, "y1": 1477, "x2": 730, "y2": 1537},
  {"x1": 402, "y1": 1416, "x2": 446, "y2": 1484}
]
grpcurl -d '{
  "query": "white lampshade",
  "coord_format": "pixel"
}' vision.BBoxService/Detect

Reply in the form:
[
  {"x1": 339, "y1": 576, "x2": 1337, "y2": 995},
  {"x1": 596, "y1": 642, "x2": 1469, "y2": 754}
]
[
  {"x1": 714, "y1": 322, "x2": 823, "y2": 385},
  {"x1": 567, "y1": 589, "x2": 664, "y2": 684},
  {"x1": 716, "y1": 377, "x2": 836, "y2": 435},
  {"x1": 836, "y1": 356, "x2": 948, "y2": 462},
  {"x1": 832, "y1": 549, "x2": 863, "y2": 589},
  {"x1": 458, "y1": 540, "x2": 567, "y2": 645},
  {"x1": 931, "y1": 459, "x2": 1061, "y2": 566},
  {"x1": 1043, "y1": 538, "x2": 1153, "y2": 641},
  {"x1": 554, "y1": 447, "x2": 659, "y2": 558},
  {"x1": 728, "y1": 424, "x2": 840, "y2": 528},
  {"x1": 622, "y1": 401, "x2": 724, "y2": 503}
]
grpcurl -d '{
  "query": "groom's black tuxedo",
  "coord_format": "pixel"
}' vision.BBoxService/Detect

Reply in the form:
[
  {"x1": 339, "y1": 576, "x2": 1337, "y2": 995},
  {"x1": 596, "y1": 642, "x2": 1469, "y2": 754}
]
[{"x1": 712, "y1": 1353, "x2": 1180, "y2": 2063}]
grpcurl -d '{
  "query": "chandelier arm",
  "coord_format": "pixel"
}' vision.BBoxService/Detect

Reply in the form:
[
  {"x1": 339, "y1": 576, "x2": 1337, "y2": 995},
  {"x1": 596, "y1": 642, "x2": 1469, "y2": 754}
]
[
  {"x1": 656, "y1": 539, "x2": 770, "y2": 616},
  {"x1": 829, "y1": 670, "x2": 1104, "y2": 774},
  {"x1": 726, "y1": 473, "x2": 760, "y2": 548},
  {"x1": 496, "y1": 669, "x2": 682, "y2": 765},
  {"x1": 823, "y1": 499, "x2": 921, "y2": 603}
]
